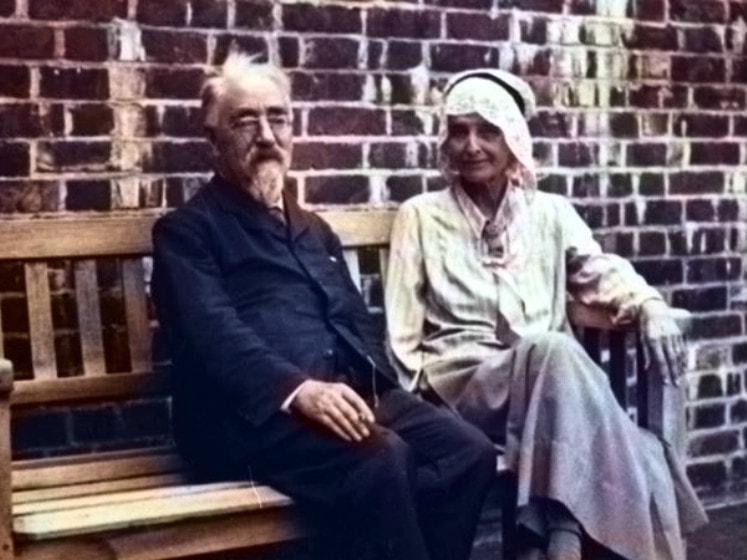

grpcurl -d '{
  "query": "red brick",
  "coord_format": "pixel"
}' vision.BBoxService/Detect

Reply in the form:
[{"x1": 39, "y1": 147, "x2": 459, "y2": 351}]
[
  {"x1": 29, "y1": 0, "x2": 125, "y2": 20},
  {"x1": 291, "y1": 72, "x2": 364, "y2": 101},
  {"x1": 520, "y1": 17, "x2": 547, "y2": 44},
  {"x1": 608, "y1": 174, "x2": 632, "y2": 197},
  {"x1": 609, "y1": 113, "x2": 639, "y2": 137},
  {"x1": 391, "y1": 110, "x2": 427, "y2": 136},
  {"x1": 693, "y1": 86, "x2": 745, "y2": 109},
  {"x1": 308, "y1": 107, "x2": 386, "y2": 136},
  {"x1": 282, "y1": 4, "x2": 361, "y2": 34},
  {"x1": 234, "y1": 0, "x2": 274, "y2": 30},
  {"x1": 662, "y1": 85, "x2": 689, "y2": 108},
  {"x1": 423, "y1": 0, "x2": 492, "y2": 8},
  {"x1": 633, "y1": 258, "x2": 683, "y2": 284},
  {"x1": 558, "y1": 143, "x2": 597, "y2": 167},
  {"x1": 571, "y1": 174, "x2": 600, "y2": 197},
  {"x1": 529, "y1": 112, "x2": 572, "y2": 137},
  {"x1": 305, "y1": 176, "x2": 369, "y2": 205},
  {"x1": 430, "y1": 43, "x2": 498, "y2": 72},
  {"x1": 302, "y1": 37, "x2": 359, "y2": 69},
  {"x1": 638, "y1": 231, "x2": 666, "y2": 256},
  {"x1": 0, "y1": 65, "x2": 29, "y2": 98},
  {"x1": 291, "y1": 142, "x2": 362, "y2": 171},
  {"x1": 627, "y1": 143, "x2": 667, "y2": 166},
  {"x1": 64, "y1": 27, "x2": 109, "y2": 61},
  {"x1": 685, "y1": 199, "x2": 717, "y2": 222},
  {"x1": 530, "y1": 49, "x2": 552, "y2": 75},
  {"x1": 671, "y1": 56, "x2": 725, "y2": 82},
  {"x1": 142, "y1": 30, "x2": 207, "y2": 64},
  {"x1": 623, "y1": 25, "x2": 678, "y2": 51},
  {"x1": 369, "y1": 142, "x2": 409, "y2": 168},
  {"x1": 40, "y1": 67, "x2": 109, "y2": 100},
  {"x1": 65, "y1": 179, "x2": 111, "y2": 211},
  {"x1": 629, "y1": 0, "x2": 666, "y2": 20},
  {"x1": 70, "y1": 104, "x2": 114, "y2": 136},
  {"x1": 515, "y1": 0, "x2": 564, "y2": 11},
  {"x1": 568, "y1": 0, "x2": 594, "y2": 14},
  {"x1": 0, "y1": 24, "x2": 54, "y2": 59},
  {"x1": 40, "y1": 103, "x2": 65, "y2": 136},
  {"x1": 367, "y1": 9, "x2": 440, "y2": 39},
  {"x1": 683, "y1": 27, "x2": 724, "y2": 53},
  {"x1": 689, "y1": 431, "x2": 738, "y2": 457},
  {"x1": 0, "y1": 142, "x2": 29, "y2": 176},
  {"x1": 144, "y1": 141, "x2": 211, "y2": 173},
  {"x1": 37, "y1": 141, "x2": 111, "y2": 171},
  {"x1": 190, "y1": 0, "x2": 227, "y2": 28},
  {"x1": 733, "y1": 59, "x2": 747, "y2": 84},
  {"x1": 213, "y1": 34, "x2": 267, "y2": 64},
  {"x1": 676, "y1": 114, "x2": 729, "y2": 137},
  {"x1": 446, "y1": 12, "x2": 509, "y2": 41},
  {"x1": 386, "y1": 175, "x2": 424, "y2": 202},
  {"x1": 386, "y1": 41, "x2": 422, "y2": 70},
  {"x1": 279, "y1": 36, "x2": 299, "y2": 67},
  {"x1": 670, "y1": 171, "x2": 724, "y2": 194},
  {"x1": 670, "y1": 0, "x2": 727, "y2": 23},
  {"x1": 690, "y1": 142, "x2": 741, "y2": 165},
  {"x1": 539, "y1": 174, "x2": 567, "y2": 195},
  {"x1": 687, "y1": 462, "x2": 726, "y2": 488},
  {"x1": 160, "y1": 106, "x2": 203, "y2": 137},
  {"x1": 0, "y1": 105, "x2": 43, "y2": 138},
  {"x1": 717, "y1": 199, "x2": 740, "y2": 221},
  {"x1": 0, "y1": 0, "x2": 13, "y2": 16},
  {"x1": 137, "y1": 0, "x2": 187, "y2": 26},
  {"x1": 145, "y1": 68, "x2": 204, "y2": 100},
  {"x1": 734, "y1": 116, "x2": 747, "y2": 136}
]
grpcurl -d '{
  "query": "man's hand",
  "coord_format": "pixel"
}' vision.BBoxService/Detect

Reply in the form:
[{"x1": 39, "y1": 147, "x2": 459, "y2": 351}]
[
  {"x1": 639, "y1": 299, "x2": 687, "y2": 386},
  {"x1": 290, "y1": 380, "x2": 375, "y2": 442}
]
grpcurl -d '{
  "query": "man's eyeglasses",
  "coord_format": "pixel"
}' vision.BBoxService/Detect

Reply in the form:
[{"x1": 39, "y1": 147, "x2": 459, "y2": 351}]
[{"x1": 231, "y1": 114, "x2": 291, "y2": 137}]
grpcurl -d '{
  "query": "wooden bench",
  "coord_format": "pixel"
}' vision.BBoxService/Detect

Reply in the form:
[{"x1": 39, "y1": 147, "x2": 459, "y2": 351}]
[{"x1": 0, "y1": 210, "x2": 689, "y2": 560}]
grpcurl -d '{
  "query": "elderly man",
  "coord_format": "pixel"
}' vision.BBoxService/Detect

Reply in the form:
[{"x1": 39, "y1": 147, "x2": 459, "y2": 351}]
[{"x1": 151, "y1": 52, "x2": 496, "y2": 560}]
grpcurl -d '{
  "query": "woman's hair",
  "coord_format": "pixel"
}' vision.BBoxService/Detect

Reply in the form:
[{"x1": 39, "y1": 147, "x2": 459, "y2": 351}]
[{"x1": 201, "y1": 51, "x2": 291, "y2": 130}]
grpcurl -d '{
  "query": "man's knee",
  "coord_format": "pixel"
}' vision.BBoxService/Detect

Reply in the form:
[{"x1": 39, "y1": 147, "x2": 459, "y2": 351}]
[
  {"x1": 519, "y1": 331, "x2": 582, "y2": 364},
  {"x1": 355, "y1": 430, "x2": 416, "y2": 486}
]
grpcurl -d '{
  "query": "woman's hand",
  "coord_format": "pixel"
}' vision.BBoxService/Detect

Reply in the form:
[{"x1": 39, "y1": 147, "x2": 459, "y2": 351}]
[{"x1": 639, "y1": 299, "x2": 687, "y2": 386}]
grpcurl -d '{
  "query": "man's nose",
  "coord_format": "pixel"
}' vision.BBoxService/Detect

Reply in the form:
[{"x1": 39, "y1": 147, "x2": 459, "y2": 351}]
[{"x1": 255, "y1": 116, "x2": 276, "y2": 144}]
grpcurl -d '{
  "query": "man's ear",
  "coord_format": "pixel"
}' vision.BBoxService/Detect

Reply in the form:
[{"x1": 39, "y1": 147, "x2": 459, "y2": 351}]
[{"x1": 204, "y1": 126, "x2": 217, "y2": 145}]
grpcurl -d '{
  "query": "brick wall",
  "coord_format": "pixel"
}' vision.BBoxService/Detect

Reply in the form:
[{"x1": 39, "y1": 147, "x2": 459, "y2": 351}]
[{"x1": 0, "y1": 0, "x2": 746, "y2": 506}]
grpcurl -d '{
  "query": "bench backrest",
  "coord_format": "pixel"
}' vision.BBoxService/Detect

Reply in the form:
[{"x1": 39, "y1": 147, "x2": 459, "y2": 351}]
[{"x1": 0, "y1": 211, "x2": 394, "y2": 408}]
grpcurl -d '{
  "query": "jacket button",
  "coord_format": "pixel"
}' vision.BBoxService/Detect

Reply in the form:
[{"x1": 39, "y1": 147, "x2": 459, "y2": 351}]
[{"x1": 323, "y1": 348, "x2": 335, "y2": 358}]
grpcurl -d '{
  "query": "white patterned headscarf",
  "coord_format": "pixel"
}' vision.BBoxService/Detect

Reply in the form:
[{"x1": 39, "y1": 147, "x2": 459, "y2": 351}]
[{"x1": 439, "y1": 69, "x2": 537, "y2": 191}]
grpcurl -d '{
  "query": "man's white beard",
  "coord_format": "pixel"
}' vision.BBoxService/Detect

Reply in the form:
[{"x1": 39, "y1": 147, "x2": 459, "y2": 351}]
[{"x1": 248, "y1": 160, "x2": 284, "y2": 208}]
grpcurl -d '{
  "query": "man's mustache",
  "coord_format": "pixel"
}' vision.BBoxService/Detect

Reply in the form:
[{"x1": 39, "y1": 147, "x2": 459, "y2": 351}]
[{"x1": 249, "y1": 149, "x2": 284, "y2": 163}]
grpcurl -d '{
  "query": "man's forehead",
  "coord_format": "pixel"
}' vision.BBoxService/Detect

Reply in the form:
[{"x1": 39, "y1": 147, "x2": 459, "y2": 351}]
[{"x1": 220, "y1": 75, "x2": 290, "y2": 113}]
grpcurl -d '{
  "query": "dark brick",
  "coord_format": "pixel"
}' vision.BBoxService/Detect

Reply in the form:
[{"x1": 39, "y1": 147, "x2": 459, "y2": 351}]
[
  {"x1": 0, "y1": 104, "x2": 43, "y2": 138},
  {"x1": 532, "y1": 141, "x2": 552, "y2": 165},
  {"x1": 190, "y1": 0, "x2": 227, "y2": 27},
  {"x1": 72, "y1": 405, "x2": 122, "y2": 443},
  {"x1": 430, "y1": 43, "x2": 498, "y2": 72},
  {"x1": 670, "y1": 0, "x2": 727, "y2": 23},
  {"x1": 673, "y1": 286, "x2": 727, "y2": 311},
  {"x1": 40, "y1": 67, "x2": 109, "y2": 100},
  {"x1": 687, "y1": 461, "x2": 726, "y2": 489},
  {"x1": 121, "y1": 400, "x2": 171, "y2": 439},
  {"x1": 690, "y1": 142, "x2": 740, "y2": 165},
  {"x1": 520, "y1": 17, "x2": 547, "y2": 44},
  {"x1": 387, "y1": 41, "x2": 422, "y2": 70},
  {"x1": 386, "y1": 176, "x2": 423, "y2": 202},
  {"x1": 671, "y1": 56, "x2": 725, "y2": 82},
  {"x1": 70, "y1": 104, "x2": 115, "y2": 136},
  {"x1": 609, "y1": 113, "x2": 639, "y2": 137},
  {"x1": 632, "y1": 259, "x2": 683, "y2": 284},
  {"x1": 291, "y1": 142, "x2": 362, "y2": 171},
  {"x1": 302, "y1": 37, "x2": 359, "y2": 69},
  {"x1": 278, "y1": 36, "x2": 299, "y2": 67},
  {"x1": 392, "y1": 110, "x2": 426, "y2": 136},
  {"x1": 686, "y1": 199, "x2": 715, "y2": 221},
  {"x1": 0, "y1": 24, "x2": 54, "y2": 59},
  {"x1": 142, "y1": 30, "x2": 207, "y2": 64},
  {"x1": 623, "y1": 25, "x2": 677, "y2": 50},
  {"x1": 638, "y1": 173, "x2": 664, "y2": 195},
  {"x1": 305, "y1": 175, "x2": 369, "y2": 204},
  {"x1": 662, "y1": 85, "x2": 689, "y2": 108},
  {"x1": 137, "y1": 0, "x2": 187, "y2": 26},
  {"x1": 690, "y1": 432, "x2": 739, "y2": 457},
  {"x1": 608, "y1": 174, "x2": 632, "y2": 197},
  {"x1": 697, "y1": 374, "x2": 724, "y2": 398},
  {"x1": 676, "y1": 114, "x2": 729, "y2": 137},
  {"x1": 291, "y1": 72, "x2": 364, "y2": 102},
  {"x1": 692, "y1": 227, "x2": 727, "y2": 254},
  {"x1": 514, "y1": 0, "x2": 564, "y2": 10},
  {"x1": 0, "y1": 142, "x2": 29, "y2": 176},
  {"x1": 235, "y1": 0, "x2": 274, "y2": 30},
  {"x1": 65, "y1": 179, "x2": 111, "y2": 211},
  {"x1": 539, "y1": 174, "x2": 567, "y2": 195},
  {"x1": 731, "y1": 400, "x2": 747, "y2": 422},
  {"x1": 693, "y1": 86, "x2": 745, "y2": 109},
  {"x1": 145, "y1": 68, "x2": 204, "y2": 99},
  {"x1": 64, "y1": 26, "x2": 109, "y2": 61},
  {"x1": 693, "y1": 403, "x2": 725, "y2": 429},
  {"x1": 605, "y1": 203, "x2": 621, "y2": 227},
  {"x1": 727, "y1": 372, "x2": 742, "y2": 395},
  {"x1": 213, "y1": 34, "x2": 267, "y2": 65},
  {"x1": 11, "y1": 410, "x2": 70, "y2": 451},
  {"x1": 145, "y1": 142, "x2": 211, "y2": 173},
  {"x1": 733, "y1": 59, "x2": 747, "y2": 84},
  {"x1": 0, "y1": 180, "x2": 59, "y2": 213},
  {"x1": 629, "y1": 85, "x2": 661, "y2": 108},
  {"x1": 29, "y1": 0, "x2": 125, "y2": 20},
  {"x1": 530, "y1": 112, "x2": 571, "y2": 138},
  {"x1": 734, "y1": 342, "x2": 747, "y2": 364},
  {"x1": 424, "y1": 0, "x2": 492, "y2": 8},
  {"x1": 368, "y1": 8, "x2": 440, "y2": 39},
  {"x1": 0, "y1": 0, "x2": 13, "y2": 16},
  {"x1": 308, "y1": 107, "x2": 386, "y2": 136},
  {"x1": 0, "y1": 65, "x2": 30, "y2": 98},
  {"x1": 690, "y1": 314, "x2": 743, "y2": 339},
  {"x1": 1, "y1": 296, "x2": 29, "y2": 330},
  {"x1": 558, "y1": 143, "x2": 596, "y2": 167},
  {"x1": 670, "y1": 171, "x2": 724, "y2": 194},
  {"x1": 38, "y1": 141, "x2": 110, "y2": 171},
  {"x1": 683, "y1": 27, "x2": 724, "y2": 53},
  {"x1": 571, "y1": 174, "x2": 599, "y2": 197},
  {"x1": 369, "y1": 142, "x2": 409, "y2": 169},
  {"x1": 717, "y1": 199, "x2": 740, "y2": 221},
  {"x1": 627, "y1": 143, "x2": 667, "y2": 166},
  {"x1": 160, "y1": 106, "x2": 203, "y2": 137},
  {"x1": 638, "y1": 231, "x2": 666, "y2": 256},
  {"x1": 283, "y1": 3, "x2": 360, "y2": 33},
  {"x1": 446, "y1": 12, "x2": 509, "y2": 41},
  {"x1": 629, "y1": 0, "x2": 666, "y2": 20}
]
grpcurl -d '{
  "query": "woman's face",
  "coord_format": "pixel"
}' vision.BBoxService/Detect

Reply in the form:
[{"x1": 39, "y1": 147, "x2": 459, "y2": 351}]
[{"x1": 444, "y1": 113, "x2": 514, "y2": 186}]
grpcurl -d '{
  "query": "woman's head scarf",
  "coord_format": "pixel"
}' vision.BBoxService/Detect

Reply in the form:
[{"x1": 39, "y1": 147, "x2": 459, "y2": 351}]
[{"x1": 438, "y1": 69, "x2": 537, "y2": 191}]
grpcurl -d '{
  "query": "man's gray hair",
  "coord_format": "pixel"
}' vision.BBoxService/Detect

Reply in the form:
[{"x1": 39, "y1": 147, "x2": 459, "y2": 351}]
[{"x1": 201, "y1": 51, "x2": 291, "y2": 129}]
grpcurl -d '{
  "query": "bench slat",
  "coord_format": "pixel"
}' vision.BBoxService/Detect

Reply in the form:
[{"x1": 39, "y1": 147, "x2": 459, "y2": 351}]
[
  {"x1": 74, "y1": 261, "x2": 106, "y2": 377},
  {"x1": 122, "y1": 259, "x2": 150, "y2": 374},
  {"x1": 24, "y1": 263, "x2": 56, "y2": 381},
  {"x1": 14, "y1": 484, "x2": 292, "y2": 540},
  {"x1": 342, "y1": 249, "x2": 361, "y2": 291}
]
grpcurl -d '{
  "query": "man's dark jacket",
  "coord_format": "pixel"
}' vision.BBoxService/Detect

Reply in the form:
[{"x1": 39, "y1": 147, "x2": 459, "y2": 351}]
[{"x1": 152, "y1": 176, "x2": 396, "y2": 477}]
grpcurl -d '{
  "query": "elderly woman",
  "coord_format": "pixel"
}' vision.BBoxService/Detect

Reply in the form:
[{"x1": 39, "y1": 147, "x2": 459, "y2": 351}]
[{"x1": 385, "y1": 69, "x2": 707, "y2": 560}]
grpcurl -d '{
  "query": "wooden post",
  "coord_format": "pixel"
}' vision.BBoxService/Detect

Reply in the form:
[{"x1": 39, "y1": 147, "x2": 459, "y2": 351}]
[{"x1": 0, "y1": 358, "x2": 15, "y2": 560}]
